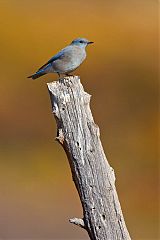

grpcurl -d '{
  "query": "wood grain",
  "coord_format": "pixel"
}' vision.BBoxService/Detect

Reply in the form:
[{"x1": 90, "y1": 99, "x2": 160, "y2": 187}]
[{"x1": 47, "y1": 76, "x2": 131, "y2": 240}]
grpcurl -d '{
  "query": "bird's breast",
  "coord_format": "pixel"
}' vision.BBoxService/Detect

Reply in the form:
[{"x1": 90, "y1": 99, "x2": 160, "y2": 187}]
[
  {"x1": 66, "y1": 46, "x2": 86, "y2": 65},
  {"x1": 52, "y1": 46, "x2": 86, "y2": 73}
]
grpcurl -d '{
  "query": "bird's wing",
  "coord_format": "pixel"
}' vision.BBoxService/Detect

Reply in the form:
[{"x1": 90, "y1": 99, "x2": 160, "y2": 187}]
[{"x1": 37, "y1": 47, "x2": 70, "y2": 71}]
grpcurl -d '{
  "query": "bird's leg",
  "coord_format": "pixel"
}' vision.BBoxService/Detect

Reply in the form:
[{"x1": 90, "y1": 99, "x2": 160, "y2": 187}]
[
  {"x1": 57, "y1": 73, "x2": 61, "y2": 78},
  {"x1": 66, "y1": 73, "x2": 74, "y2": 77}
]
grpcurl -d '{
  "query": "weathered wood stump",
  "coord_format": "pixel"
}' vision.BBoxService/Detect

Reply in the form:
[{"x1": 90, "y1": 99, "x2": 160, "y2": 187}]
[{"x1": 47, "y1": 76, "x2": 131, "y2": 240}]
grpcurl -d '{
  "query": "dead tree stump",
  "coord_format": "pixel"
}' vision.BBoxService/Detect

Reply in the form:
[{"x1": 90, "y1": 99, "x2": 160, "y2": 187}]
[{"x1": 47, "y1": 76, "x2": 131, "y2": 240}]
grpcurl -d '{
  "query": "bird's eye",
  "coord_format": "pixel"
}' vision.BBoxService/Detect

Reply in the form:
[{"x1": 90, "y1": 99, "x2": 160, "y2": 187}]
[{"x1": 79, "y1": 41, "x2": 83, "y2": 43}]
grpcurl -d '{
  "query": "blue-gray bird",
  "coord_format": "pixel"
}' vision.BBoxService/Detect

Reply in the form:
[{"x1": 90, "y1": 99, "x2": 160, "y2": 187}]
[{"x1": 28, "y1": 38, "x2": 93, "y2": 79}]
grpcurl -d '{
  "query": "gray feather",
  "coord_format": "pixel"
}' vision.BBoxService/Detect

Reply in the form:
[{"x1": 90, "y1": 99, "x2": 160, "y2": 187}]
[{"x1": 28, "y1": 37, "x2": 93, "y2": 79}]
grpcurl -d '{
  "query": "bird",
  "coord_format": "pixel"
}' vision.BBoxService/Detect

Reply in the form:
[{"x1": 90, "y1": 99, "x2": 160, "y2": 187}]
[{"x1": 28, "y1": 38, "x2": 93, "y2": 80}]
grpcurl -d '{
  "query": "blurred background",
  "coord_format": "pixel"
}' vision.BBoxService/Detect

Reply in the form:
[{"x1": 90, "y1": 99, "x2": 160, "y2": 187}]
[{"x1": 0, "y1": 0, "x2": 158, "y2": 239}]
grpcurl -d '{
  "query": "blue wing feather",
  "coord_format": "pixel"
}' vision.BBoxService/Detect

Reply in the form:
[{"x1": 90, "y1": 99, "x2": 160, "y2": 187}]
[{"x1": 38, "y1": 50, "x2": 66, "y2": 71}]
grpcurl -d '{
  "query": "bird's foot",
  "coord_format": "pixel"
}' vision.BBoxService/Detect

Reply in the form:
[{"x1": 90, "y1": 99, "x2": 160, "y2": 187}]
[{"x1": 65, "y1": 73, "x2": 74, "y2": 77}]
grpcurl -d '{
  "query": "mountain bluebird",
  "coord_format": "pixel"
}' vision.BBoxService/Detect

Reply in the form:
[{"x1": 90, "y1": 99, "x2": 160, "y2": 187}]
[{"x1": 28, "y1": 38, "x2": 93, "y2": 79}]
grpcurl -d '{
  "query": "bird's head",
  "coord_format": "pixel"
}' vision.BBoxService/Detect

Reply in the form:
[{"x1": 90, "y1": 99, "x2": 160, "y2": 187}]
[{"x1": 71, "y1": 38, "x2": 94, "y2": 48}]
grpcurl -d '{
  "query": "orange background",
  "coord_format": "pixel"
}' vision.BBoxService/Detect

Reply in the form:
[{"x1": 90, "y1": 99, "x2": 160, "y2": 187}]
[{"x1": 0, "y1": 0, "x2": 158, "y2": 239}]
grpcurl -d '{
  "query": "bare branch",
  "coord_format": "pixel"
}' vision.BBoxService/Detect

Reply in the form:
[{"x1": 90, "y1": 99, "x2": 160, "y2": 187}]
[{"x1": 47, "y1": 76, "x2": 131, "y2": 240}]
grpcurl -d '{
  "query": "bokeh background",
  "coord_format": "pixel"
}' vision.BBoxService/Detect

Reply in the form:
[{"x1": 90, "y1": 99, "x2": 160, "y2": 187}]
[{"x1": 0, "y1": 0, "x2": 158, "y2": 239}]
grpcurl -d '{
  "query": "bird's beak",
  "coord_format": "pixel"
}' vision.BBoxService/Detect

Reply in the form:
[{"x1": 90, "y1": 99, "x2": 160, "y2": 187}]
[{"x1": 88, "y1": 41, "x2": 94, "y2": 44}]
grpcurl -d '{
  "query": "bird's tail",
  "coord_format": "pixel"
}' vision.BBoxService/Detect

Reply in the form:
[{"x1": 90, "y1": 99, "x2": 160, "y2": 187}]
[{"x1": 27, "y1": 70, "x2": 46, "y2": 80}]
